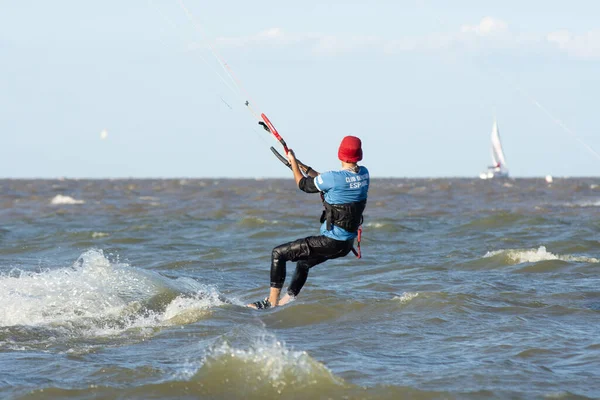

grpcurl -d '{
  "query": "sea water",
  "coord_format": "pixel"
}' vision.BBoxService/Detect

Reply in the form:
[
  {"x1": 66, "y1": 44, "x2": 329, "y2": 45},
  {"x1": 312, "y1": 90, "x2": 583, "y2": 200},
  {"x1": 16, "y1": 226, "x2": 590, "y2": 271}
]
[{"x1": 1, "y1": 178, "x2": 599, "y2": 399}]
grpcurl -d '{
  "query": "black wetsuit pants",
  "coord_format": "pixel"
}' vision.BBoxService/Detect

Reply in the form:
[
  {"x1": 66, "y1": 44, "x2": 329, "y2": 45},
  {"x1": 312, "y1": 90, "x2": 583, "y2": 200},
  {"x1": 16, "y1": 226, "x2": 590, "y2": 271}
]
[{"x1": 270, "y1": 235, "x2": 355, "y2": 297}]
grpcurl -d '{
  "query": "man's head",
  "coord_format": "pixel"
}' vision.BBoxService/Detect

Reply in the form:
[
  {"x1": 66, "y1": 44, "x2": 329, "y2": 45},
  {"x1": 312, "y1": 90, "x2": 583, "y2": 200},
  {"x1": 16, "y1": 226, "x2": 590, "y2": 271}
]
[{"x1": 338, "y1": 136, "x2": 362, "y2": 163}]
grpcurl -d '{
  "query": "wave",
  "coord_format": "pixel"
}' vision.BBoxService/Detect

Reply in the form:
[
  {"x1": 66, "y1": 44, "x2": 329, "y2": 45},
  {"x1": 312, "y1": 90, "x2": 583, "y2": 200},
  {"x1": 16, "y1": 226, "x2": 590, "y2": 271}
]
[
  {"x1": 238, "y1": 216, "x2": 281, "y2": 227},
  {"x1": 565, "y1": 199, "x2": 600, "y2": 208},
  {"x1": 9, "y1": 323, "x2": 449, "y2": 399},
  {"x1": 167, "y1": 333, "x2": 444, "y2": 399},
  {"x1": 21, "y1": 377, "x2": 443, "y2": 400},
  {"x1": 364, "y1": 220, "x2": 414, "y2": 233},
  {"x1": 193, "y1": 337, "x2": 343, "y2": 392},
  {"x1": 392, "y1": 292, "x2": 419, "y2": 303},
  {"x1": 0, "y1": 249, "x2": 226, "y2": 340},
  {"x1": 50, "y1": 195, "x2": 85, "y2": 205},
  {"x1": 484, "y1": 246, "x2": 599, "y2": 265},
  {"x1": 91, "y1": 232, "x2": 109, "y2": 238}
]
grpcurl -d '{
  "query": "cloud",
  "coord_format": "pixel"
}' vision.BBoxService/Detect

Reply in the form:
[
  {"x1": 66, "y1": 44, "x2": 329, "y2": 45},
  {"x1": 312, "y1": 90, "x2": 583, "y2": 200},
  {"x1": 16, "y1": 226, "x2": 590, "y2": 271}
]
[
  {"x1": 207, "y1": 19, "x2": 600, "y2": 60},
  {"x1": 210, "y1": 18, "x2": 514, "y2": 55},
  {"x1": 385, "y1": 17, "x2": 513, "y2": 54},
  {"x1": 214, "y1": 28, "x2": 319, "y2": 48},
  {"x1": 547, "y1": 29, "x2": 600, "y2": 59},
  {"x1": 460, "y1": 17, "x2": 508, "y2": 36},
  {"x1": 312, "y1": 34, "x2": 382, "y2": 54}
]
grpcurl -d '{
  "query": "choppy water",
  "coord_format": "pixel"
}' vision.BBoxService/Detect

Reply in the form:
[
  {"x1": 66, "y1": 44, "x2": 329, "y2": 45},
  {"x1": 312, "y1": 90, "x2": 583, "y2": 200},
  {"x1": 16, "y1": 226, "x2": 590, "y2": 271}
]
[{"x1": 1, "y1": 178, "x2": 599, "y2": 399}]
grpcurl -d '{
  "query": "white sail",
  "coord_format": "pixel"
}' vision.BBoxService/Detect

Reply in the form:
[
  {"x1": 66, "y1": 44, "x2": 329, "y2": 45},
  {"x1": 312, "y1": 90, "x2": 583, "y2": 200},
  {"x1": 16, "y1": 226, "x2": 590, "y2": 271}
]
[
  {"x1": 480, "y1": 119, "x2": 509, "y2": 179},
  {"x1": 490, "y1": 120, "x2": 507, "y2": 168}
]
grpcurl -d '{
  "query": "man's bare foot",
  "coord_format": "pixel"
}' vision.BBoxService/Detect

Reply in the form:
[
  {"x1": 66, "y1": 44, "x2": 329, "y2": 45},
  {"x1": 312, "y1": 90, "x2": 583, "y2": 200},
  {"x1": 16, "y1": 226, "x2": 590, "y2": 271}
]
[{"x1": 277, "y1": 294, "x2": 295, "y2": 306}]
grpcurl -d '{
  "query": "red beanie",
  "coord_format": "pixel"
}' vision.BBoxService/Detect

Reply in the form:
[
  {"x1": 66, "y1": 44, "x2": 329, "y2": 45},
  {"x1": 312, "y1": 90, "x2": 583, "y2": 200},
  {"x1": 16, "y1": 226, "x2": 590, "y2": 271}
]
[{"x1": 338, "y1": 136, "x2": 362, "y2": 163}]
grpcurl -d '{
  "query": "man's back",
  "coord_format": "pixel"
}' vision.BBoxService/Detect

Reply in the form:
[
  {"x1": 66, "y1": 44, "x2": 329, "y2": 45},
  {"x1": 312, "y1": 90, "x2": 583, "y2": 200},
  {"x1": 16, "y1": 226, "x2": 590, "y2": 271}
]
[
  {"x1": 315, "y1": 166, "x2": 370, "y2": 205},
  {"x1": 315, "y1": 166, "x2": 369, "y2": 240}
]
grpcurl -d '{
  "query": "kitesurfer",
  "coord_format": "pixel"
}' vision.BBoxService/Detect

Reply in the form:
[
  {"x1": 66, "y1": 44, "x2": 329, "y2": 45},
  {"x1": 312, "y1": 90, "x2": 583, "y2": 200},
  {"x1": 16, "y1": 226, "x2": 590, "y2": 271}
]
[{"x1": 248, "y1": 136, "x2": 370, "y2": 309}]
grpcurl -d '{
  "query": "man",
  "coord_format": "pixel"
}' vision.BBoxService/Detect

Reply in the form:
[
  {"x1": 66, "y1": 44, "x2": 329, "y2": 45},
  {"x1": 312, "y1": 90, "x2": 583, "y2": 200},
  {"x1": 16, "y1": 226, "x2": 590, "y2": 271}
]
[{"x1": 248, "y1": 136, "x2": 369, "y2": 309}]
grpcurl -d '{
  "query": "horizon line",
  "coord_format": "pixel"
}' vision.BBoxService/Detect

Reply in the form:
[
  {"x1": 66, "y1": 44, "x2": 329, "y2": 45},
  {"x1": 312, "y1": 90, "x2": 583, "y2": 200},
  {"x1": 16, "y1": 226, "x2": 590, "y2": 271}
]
[{"x1": 1, "y1": 175, "x2": 599, "y2": 180}]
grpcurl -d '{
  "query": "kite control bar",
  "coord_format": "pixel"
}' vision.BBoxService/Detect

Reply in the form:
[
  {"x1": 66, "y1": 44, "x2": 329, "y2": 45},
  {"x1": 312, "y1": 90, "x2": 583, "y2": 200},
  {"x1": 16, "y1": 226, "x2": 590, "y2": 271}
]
[
  {"x1": 259, "y1": 113, "x2": 289, "y2": 154},
  {"x1": 259, "y1": 113, "x2": 312, "y2": 175}
]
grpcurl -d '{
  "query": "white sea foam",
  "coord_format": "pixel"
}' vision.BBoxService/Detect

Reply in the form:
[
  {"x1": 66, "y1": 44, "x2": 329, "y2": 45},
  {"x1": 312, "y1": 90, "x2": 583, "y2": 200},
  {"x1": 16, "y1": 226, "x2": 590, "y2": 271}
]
[
  {"x1": 139, "y1": 196, "x2": 159, "y2": 201},
  {"x1": 240, "y1": 216, "x2": 279, "y2": 225},
  {"x1": 202, "y1": 336, "x2": 342, "y2": 389},
  {"x1": 91, "y1": 232, "x2": 109, "y2": 238},
  {"x1": 50, "y1": 194, "x2": 85, "y2": 205},
  {"x1": 0, "y1": 249, "x2": 225, "y2": 335},
  {"x1": 161, "y1": 289, "x2": 224, "y2": 325},
  {"x1": 393, "y1": 292, "x2": 419, "y2": 303},
  {"x1": 574, "y1": 200, "x2": 600, "y2": 207},
  {"x1": 563, "y1": 198, "x2": 600, "y2": 207},
  {"x1": 365, "y1": 222, "x2": 386, "y2": 229},
  {"x1": 484, "y1": 246, "x2": 599, "y2": 264}
]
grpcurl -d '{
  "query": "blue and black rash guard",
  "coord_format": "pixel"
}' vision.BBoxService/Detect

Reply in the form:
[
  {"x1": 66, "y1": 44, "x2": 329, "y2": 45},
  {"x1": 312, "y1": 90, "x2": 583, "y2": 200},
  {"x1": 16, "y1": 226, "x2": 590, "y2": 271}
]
[{"x1": 299, "y1": 166, "x2": 370, "y2": 241}]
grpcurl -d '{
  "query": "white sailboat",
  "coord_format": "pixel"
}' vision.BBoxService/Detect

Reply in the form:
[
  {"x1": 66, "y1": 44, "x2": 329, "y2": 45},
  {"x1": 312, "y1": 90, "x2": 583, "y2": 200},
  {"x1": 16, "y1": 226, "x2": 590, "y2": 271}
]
[{"x1": 479, "y1": 119, "x2": 509, "y2": 180}]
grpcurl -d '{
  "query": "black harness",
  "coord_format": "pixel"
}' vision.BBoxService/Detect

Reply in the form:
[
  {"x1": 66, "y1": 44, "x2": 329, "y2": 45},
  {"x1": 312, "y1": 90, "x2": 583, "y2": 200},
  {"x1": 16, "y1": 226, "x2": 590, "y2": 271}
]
[{"x1": 320, "y1": 199, "x2": 367, "y2": 233}]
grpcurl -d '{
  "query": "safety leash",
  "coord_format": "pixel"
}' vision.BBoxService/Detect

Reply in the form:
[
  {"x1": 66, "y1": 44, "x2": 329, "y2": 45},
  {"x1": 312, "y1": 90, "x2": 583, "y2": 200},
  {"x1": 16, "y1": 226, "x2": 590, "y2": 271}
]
[{"x1": 351, "y1": 226, "x2": 362, "y2": 259}]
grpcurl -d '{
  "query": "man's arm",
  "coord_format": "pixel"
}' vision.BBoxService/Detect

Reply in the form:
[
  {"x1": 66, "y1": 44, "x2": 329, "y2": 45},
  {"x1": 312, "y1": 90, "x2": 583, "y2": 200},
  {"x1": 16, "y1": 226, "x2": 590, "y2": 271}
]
[
  {"x1": 287, "y1": 150, "x2": 305, "y2": 186},
  {"x1": 299, "y1": 164, "x2": 319, "y2": 178},
  {"x1": 287, "y1": 150, "x2": 321, "y2": 193}
]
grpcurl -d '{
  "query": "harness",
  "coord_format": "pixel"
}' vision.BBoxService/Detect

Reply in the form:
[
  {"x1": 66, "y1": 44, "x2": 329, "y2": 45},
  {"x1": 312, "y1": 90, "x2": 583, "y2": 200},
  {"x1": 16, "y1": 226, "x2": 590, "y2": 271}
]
[{"x1": 320, "y1": 199, "x2": 366, "y2": 258}]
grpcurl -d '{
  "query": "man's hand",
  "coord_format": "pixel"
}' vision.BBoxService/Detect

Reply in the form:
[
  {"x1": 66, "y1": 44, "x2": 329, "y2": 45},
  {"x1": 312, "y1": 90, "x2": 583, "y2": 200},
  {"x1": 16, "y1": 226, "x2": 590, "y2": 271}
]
[
  {"x1": 286, "y1": 149, "x2": 297, "y2": 163},
  {"x1": 286, "y1": 149, "x2": 304, "y2": 185},
  {"x1": 286, "y1": 149, "x2": 319, "y2": 178}
]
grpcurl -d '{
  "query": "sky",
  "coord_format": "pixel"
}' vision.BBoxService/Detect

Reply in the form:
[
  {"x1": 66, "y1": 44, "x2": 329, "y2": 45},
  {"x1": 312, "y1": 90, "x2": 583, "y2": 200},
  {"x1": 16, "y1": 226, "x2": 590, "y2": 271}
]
[{"x1": 1, "y1": 0, "x2": 599, "y2": 178}]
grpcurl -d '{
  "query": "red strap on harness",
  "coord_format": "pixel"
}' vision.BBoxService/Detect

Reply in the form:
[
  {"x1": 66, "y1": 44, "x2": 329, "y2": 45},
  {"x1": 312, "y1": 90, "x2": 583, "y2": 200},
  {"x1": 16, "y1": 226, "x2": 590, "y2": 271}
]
[{"x1": 351, "y1": 226, "x2": 362, "y2": 259}]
